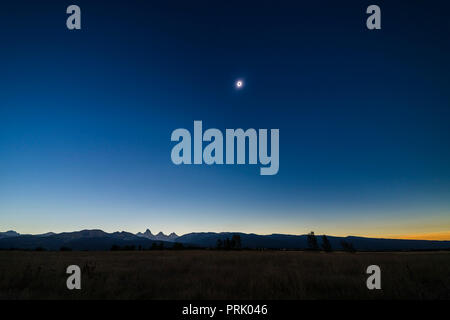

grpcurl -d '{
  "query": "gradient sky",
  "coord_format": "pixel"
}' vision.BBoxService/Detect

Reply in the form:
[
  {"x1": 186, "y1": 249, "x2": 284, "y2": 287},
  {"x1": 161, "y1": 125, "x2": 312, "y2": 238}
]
[{"x1": 1, "y1": 1, "x2": 450, "y2": 239}]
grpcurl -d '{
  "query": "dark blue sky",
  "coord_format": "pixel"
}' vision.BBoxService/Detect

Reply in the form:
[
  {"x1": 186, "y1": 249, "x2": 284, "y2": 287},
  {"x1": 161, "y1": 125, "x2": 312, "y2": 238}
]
[{"x1": 1, "y1": 1, "x2": 449, "y2": 238}]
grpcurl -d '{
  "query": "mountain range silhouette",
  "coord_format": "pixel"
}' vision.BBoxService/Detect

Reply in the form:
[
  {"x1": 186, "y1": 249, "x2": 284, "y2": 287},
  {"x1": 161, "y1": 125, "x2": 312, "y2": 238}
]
[{"x1": 0, "y1": 229, "x2": 449, "y2": 251}]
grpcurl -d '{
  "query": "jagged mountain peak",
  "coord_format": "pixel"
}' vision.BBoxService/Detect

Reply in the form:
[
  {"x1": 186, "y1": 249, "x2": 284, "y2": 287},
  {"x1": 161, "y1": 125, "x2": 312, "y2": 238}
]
[
  {"x1": 136, "y1": 228, "x2": 154, "y2": 238},
  {"x1": 135, "y1": 229, "x2": 178, "y2": 241}
]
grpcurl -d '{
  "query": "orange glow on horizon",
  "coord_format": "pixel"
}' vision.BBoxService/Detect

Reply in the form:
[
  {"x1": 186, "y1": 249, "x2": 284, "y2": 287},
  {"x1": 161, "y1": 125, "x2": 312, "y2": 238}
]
[{"x1": 385, "y1": 231, "x2": 450, "y2": 241}]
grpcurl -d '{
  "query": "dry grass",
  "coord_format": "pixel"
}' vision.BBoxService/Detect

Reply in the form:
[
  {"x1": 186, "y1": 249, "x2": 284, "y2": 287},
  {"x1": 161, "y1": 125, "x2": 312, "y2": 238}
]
[{"x1": 0, "y1": 250, "x2": 449, "y2": 299}]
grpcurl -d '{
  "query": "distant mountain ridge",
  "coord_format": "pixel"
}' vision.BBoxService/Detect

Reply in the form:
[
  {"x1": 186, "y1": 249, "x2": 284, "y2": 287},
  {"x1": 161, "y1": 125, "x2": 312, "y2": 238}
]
[
  {"x1": 136, "y1": 228, "x2": 179, "y2": 242},
  {"x1": 1, "y1": 229, "x2": 449, "y2": 251},
  {"x1": 176, "y1": 232, "x2": 450, "y2": 251},
  {"x1": 0, "y1": 230, "x2": 55, "y2": 239},
  {"x1": 0, "y1": 229, "x2": 176, "y2": 251}
]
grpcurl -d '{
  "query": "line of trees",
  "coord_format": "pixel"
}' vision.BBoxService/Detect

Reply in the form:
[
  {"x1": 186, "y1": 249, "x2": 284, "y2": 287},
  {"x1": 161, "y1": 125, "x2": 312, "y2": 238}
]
[
  {"x1": 216, "y1": 234, "x2": 242, "y2": 250},
  {"x1": 307, "y1": 231, "x2": 355, "y2": 253}
]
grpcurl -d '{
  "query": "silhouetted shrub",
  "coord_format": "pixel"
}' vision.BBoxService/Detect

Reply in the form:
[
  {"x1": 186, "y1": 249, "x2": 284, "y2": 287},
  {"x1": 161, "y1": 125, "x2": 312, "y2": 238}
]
[{"x1": 60, "y1": 246, "x2": 72, "y2": 251}]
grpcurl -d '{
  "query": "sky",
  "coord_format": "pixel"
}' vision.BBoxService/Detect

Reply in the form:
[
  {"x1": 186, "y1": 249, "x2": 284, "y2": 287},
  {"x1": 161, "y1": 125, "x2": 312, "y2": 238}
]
[{"x1": 1, "y1": 1, "x2": 450, "y2": 239}]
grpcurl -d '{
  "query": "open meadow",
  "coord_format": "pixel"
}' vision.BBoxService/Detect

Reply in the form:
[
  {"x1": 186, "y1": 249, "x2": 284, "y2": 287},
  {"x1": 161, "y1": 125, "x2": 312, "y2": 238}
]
[{"x1": 0, "y1": 250, "x2": 449, "y2": 299}]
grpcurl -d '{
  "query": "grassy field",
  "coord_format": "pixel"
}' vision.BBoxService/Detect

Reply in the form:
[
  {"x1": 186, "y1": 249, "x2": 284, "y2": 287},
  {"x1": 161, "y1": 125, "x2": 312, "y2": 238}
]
[{"x1": 0, "y1": 250, "x2": 449, "y2": 299}]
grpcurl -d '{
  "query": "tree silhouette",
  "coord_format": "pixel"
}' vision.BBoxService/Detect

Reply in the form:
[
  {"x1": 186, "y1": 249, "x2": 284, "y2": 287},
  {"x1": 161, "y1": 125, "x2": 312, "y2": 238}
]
[
  {"x1": 232, "y1": 234, "x2": 242, "y2": 249},
  {"x1": 321, "y1": 235, "x2": 332, "y2": 252},
  {"x1": 307, "y1": 231, "x2": 319, "y2": 251},
  {"x1": 216, "y1": 239, "x2": 223, "y2": 250},
  {"x1": 224, "y1": 238, "x2": 231, "y2": 250}
]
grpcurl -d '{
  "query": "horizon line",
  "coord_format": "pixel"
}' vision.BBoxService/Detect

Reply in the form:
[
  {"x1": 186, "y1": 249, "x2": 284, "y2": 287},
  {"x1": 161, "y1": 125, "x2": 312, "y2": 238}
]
[{"x1": 2, "y1": 228, "x2": 450, "y2": 241}]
